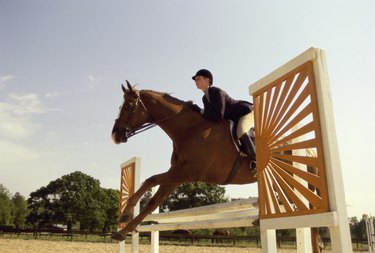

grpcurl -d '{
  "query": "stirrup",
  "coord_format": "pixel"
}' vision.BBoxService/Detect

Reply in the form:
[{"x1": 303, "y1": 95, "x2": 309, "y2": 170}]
[{"x1": 250, "y1": 160, "x2": 257, "y2": 170}]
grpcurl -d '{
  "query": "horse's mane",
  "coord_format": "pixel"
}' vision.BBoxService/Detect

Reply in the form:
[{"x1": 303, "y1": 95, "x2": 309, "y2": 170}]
[{"x1": 141, "y1": 89, "x2": 193, "y2": 107}]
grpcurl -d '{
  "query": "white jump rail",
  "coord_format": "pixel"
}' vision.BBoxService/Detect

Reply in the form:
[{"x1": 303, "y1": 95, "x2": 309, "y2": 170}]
[{"x1": 138, "y1": 198, "x2": 259, "y2": 232}]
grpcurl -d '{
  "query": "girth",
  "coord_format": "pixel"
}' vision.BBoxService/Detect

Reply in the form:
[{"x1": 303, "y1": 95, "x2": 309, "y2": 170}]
[{"x1": 222, "y1": 152, "x2": 246, "y2": 185}]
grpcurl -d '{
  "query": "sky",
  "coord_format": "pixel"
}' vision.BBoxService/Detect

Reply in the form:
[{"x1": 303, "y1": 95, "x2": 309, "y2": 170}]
[{"x1": 0, "y1": 0, "x2": 374, "y2": 219}]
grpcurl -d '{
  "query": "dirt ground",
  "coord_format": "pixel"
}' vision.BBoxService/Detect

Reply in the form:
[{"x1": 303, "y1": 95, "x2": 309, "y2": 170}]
[{"x1": 0, "y1": 238, "x2": 340, "y2": 253}]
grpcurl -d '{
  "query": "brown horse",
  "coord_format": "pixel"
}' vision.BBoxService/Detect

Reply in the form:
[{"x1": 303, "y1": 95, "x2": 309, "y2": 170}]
[{"x1": 111, "y1": 82, "x2": 257, "y2": 241}]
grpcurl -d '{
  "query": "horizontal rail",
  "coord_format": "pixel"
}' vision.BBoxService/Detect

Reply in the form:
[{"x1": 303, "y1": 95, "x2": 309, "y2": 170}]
[
  {"x1": 138, "y1": 215, "x2": 259, "y2": 232},
  {"x1": 144, "y1": 199, "x2": 258, "y2": 222},
  {"x1": 260, "y1": 211, "x2": 338, "y2": 230},
  {"x1": 137, "y1": 199, "x2": 260, "y2": 232},
  {"x1": 146, "y1": 209, "x2": 259, "y2": 223}
]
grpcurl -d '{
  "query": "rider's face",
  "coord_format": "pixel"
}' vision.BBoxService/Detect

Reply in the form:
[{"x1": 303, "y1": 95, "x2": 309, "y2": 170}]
[{"x1": 194, "y1": 76, "x2": 210, "y2": 91}]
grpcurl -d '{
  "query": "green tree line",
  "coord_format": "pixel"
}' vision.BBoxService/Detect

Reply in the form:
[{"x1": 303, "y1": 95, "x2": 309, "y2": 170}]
[
  {"x1": 0, "y1": 172, "x2": 228, "y2": 233},
  {"x1": 1, "y1": 171, "x2": 374, "y2": 240},
  {"x1": 0, "y1": 184, "x2": 28, "y2": 229},
  {"x1": 26, "y1": 171, "x2": 119, "y2": 232}
]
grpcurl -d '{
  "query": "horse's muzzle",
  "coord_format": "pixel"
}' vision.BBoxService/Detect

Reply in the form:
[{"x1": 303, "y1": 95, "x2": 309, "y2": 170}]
[{"x1": 111, "y1": 127, "x2": 129, "y2": 144}]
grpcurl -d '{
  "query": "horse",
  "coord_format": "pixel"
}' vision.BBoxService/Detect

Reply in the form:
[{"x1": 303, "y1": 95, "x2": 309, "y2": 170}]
[
  {"x1": 171, "y1": 229, "x2": 192, "y2": 243},
  {"x1": 111, "y1": 81, "x2": 257, "y2": 241},
  {"x1": 212, "y1": 229, "x2": 231, "y2": 244}
]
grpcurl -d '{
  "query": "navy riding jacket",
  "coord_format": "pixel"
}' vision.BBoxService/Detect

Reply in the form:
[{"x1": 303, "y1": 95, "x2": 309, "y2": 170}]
[{"x1": 202, "y1": 86, "x2": 253, "y2": 123}]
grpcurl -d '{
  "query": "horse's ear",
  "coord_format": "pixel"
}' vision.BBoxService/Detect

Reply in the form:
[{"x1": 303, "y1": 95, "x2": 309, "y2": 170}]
[
  {"x1": 126, "y1": 80, "x2": 133, "y2": 92},
  {"x1": 121, "y1": 84, "x2": 126, "y2": 93}
]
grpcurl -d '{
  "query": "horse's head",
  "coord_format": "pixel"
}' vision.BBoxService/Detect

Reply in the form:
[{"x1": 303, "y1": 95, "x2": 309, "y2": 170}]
[{"x1": 112, "y1": 81, "x2": 152, "y2": 144}]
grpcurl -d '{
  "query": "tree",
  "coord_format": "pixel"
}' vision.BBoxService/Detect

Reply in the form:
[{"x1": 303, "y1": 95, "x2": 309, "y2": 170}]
[
  {"x1": 26, "y1": 186, "x2": 54, "y2": 229},
  {"x1": 161, "y1": 182, "x2": 227, "y2": 211},
  {"x1": 12, "y1": 192, "x2": 28, "y2": 228},
  {"x1": 27, "y1": 171, "x2": 110, "y2": 232},
  {"x1": 0, "y1": 184, "x2": 14, "y2": 226},
  {"x1": 101, "y1": 188, "x2": 120, "y2": 232},
  {"x1": 349, "y1": 216, "x2": 359, "y2": 238},
  {"x1": 349, "y1": 214, "x2": 372, "y2": 240}
]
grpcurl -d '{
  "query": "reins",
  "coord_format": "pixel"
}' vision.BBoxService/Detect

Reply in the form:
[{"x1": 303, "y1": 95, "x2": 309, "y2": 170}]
[{"x1": 124, "y1": 99, "x2": 192, "y2": 139}]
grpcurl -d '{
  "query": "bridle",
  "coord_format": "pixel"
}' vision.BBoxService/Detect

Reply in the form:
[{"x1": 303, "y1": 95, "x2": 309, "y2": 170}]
[{"x1": 115, "y1": 93, "x2": 190, "y2": 139}]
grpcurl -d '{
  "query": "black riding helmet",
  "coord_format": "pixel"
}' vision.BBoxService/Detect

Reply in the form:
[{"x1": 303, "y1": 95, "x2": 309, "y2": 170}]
[{"x1": 192, "y1": 69, "x2": 213, "y2": 85}]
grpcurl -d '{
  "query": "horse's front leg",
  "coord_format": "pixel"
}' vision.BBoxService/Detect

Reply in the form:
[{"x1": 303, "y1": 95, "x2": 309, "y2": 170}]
[
  {"x1": 119, "y1": 171, "x2": 173, "y2": 223},
  {"x1": 112, "y1": 183, "x2": 178, "y2": 241}
]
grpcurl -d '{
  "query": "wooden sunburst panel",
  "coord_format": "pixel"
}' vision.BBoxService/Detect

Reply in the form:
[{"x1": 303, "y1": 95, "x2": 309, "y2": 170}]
[
  {"x1": 118, "y1": 162, "x2": 135, "y2": 228},
  {"x1": 253, "y1": 61, "x2": 329, "y2": 219}
]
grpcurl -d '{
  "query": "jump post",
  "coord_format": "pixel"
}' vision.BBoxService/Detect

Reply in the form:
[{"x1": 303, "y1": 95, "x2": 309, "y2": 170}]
[
  {"x1": 117, "y1": 157, "x2": 260, "y2": 253},
  {"x1": 118, "y1": 157, "x2": 141, "y2": 253},
  {"x1": 117, "y1": 47, "x2": 352, "y2": 253},
  {"x1": 249, "y1": 47, "x2": 352, "y2": 252}
]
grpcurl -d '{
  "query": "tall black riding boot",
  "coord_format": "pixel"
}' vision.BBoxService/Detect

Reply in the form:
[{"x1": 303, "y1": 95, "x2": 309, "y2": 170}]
[{"x1": 239, "y1": 133, "x2": 257, "y2": 171}]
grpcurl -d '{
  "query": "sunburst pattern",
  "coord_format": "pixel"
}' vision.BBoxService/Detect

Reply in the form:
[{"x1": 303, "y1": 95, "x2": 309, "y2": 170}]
[
  {"x1": 118, "y1": 163, "x2": 135, "y2": 228},
  {"x1": 253, "y1": 61, "x2": 329, "y2": 219}
]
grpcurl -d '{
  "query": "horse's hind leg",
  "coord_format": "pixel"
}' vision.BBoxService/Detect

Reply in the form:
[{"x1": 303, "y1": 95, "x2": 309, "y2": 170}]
[
  {"x1": 112, "y1": 183, "x2": 178, "y2": 241},
  {"x1": 119, "y1": 172, "x2": 172, "y2": 223}
]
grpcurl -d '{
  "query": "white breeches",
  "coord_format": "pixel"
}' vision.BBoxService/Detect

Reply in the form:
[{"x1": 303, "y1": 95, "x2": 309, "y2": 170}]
[{"x1": 236, "y1": 112, "x2": 254, "y2": 138}]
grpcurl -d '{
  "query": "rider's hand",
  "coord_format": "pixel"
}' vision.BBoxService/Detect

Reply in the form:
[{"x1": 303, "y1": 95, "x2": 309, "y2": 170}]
[{"x1": 191, "y1": 104, "x2": 202, "y2": 114}]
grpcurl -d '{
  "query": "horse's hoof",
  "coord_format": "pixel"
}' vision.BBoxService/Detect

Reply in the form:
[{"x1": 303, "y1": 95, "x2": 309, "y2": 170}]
[{"x1": 111, "y1": 232, "x2": 125, "y2": 241}]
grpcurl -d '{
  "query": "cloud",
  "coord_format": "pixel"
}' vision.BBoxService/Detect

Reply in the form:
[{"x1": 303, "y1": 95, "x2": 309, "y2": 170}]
[
  {"x1": 0, "y1": 117, "x2": 30, "y2": 139},
  {"x1": 0, "y1": 140, "x2": 40, "y2": 164},
  {"x1": 44, "y1": 92, "x2": 60, "y2": 98},
  {"x1": 0, "y1": 75, "x2": 15, "y2": 89},
  {"x1": 87, "y1": 75, "x2": 103, "y2": 89},
  {"x1": 0, "y1": 93, "x2": 58, "y2": 139},
  {"x1": 8, "y1": 93, "x2": 48, "y2": 114},
  {"x1": 0, "y1": 102, "x2": 33, "y2": 139}
]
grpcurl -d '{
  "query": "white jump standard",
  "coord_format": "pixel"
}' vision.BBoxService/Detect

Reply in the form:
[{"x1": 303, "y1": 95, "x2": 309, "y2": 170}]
[{"x1": 116, "y1": 47, "x2": 352, "y2": 253}]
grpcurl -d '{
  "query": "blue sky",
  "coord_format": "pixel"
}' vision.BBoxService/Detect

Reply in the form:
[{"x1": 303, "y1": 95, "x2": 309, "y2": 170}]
[{"x1": 1, "y1": 0, "x2": 374, "y2": 218}]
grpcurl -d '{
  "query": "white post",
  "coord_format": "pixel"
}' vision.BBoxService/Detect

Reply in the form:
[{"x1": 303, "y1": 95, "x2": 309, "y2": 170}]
[
  {"x1": 151, "y1": 229, "x2": 159, "y2": 253},
  {"x1": 118, "y1": 236, "x2": 125, "y2": 253},
  {"x1": 260, "y1": 229, "x2": 277, "y2": 253},
  {"x1": 313, "y1": 49, "x2": 352, "y2": 253},
  {"x1": 296, "y1": 228, "x2": 312, "y2": 253},
  {"x1": 150, "y1": 186, "x2": 160, "y2": 253},
  {"x1": 366, "y1": 217, "x2": 374, "y2": 252},
  {"x1": 131, "y1": 157, "x2": 141, "y2": 253}
]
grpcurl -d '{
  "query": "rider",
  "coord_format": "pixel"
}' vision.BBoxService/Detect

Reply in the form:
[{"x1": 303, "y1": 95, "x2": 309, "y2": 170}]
[{"x1": 191, "y1": 69, "x2": 257, "y2": 172}]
